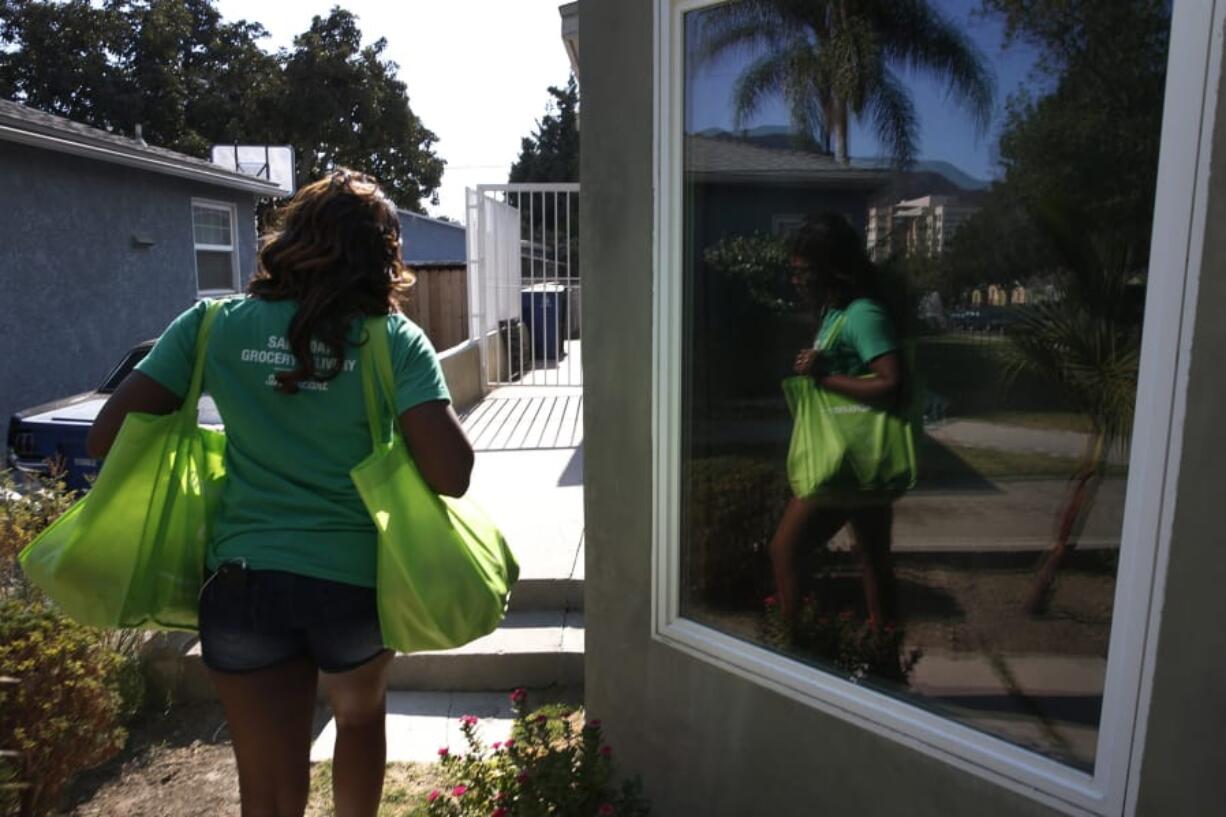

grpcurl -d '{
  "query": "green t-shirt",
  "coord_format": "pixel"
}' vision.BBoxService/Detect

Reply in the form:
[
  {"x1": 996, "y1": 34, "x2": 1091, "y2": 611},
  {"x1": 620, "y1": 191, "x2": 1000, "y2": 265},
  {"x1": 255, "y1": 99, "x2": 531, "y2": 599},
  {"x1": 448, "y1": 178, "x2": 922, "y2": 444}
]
[
  {"x1": 134, "y1": 297, "x2": 451, "y2": 588},
  {"x1": 813, "y1": 298, "x2": 898, "y2": 377}
]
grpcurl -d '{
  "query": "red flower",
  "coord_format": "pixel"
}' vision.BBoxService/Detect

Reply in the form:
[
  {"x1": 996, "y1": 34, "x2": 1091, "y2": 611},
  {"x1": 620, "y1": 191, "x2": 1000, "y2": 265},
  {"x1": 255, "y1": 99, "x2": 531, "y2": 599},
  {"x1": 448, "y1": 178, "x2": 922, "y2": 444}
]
[
  {"x1": 763, "y1": 595, "x2": 779, "y2": 608},
  {"x1": 504, "y1": 738, "x2": 516, "y2": 749},
  {"x1": 585, "y1": 718, "x2": 603, "y2": 729},
  {"x1": 516, "y1": 772, "x2": 530, "y2": 784},
  {"x1": 493, "y1": 808, "x2": 509, "y2": 817},
  {"x1": 535, "y1": 714, "x2": 549, "y2": 724},
  {"x1": 452, "y1": 785, "x2": 468, "y2": 797},
  {"x1": 427, "y1": 790, "x2": 441, "y2": 802},
  {"x1": 460, "y1": 715, "x2": 479, "y2": 727},
  {"x1": 492, "y1": 741, "x2": 503, "y2": 750},
  {"x1": 510, "y1": 688, "x2": 528, "y2": 704},
  {"x1": 598, "y1": 804, "x2": 616, "y2": 816},
  {"x1": 437, "y1": 747, "x2": 450, "y2": 758}
]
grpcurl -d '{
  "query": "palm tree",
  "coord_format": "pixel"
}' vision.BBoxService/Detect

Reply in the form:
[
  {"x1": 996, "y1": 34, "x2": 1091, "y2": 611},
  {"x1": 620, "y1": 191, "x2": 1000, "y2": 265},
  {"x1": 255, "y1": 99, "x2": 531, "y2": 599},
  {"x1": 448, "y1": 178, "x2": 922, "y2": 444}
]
[
  {"x1": 999, "y1": 203, "x2": 1143, "y2": 614},
  {"x1": 697, "y1": 0, "x2": 994, "y2": 166}
]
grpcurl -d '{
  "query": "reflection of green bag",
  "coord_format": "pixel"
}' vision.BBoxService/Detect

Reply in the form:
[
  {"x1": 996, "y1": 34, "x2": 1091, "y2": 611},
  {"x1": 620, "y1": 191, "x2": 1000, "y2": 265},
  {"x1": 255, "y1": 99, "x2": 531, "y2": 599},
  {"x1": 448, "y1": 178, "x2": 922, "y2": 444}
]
[
  {"x1": 352, "y1": 317, "x2": 518, "y2": 654},
  {"x1": 20, "y1": 301, "x2": 226, "y2": 629},
  {"x1": 783, "y1": 316, "x2": 918, "y2": 502}
]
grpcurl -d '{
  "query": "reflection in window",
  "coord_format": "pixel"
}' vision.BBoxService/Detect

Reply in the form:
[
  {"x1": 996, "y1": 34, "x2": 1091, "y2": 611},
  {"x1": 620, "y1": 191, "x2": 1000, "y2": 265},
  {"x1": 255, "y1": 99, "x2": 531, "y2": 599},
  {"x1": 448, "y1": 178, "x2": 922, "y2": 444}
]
[{"x1": 679, "y1": 0, "x2": 1170, "y2": 772}]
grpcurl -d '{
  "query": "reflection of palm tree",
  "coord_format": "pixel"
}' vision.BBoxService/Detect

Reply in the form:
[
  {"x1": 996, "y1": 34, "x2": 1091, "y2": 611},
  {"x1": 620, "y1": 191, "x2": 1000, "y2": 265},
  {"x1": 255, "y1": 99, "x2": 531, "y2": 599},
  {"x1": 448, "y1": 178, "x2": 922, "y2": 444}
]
[
  {"x1": 698, "y1": 0, "x2": 994, "y2": 165},
  {"x1": 1001, "y1": 207, "x2": 1142, "y2": 614}
]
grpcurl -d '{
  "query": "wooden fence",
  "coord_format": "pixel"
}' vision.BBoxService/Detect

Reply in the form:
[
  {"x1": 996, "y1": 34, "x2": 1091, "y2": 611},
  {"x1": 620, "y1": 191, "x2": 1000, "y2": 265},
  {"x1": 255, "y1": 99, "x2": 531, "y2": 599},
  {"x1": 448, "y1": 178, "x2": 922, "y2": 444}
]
[{"x1": 397, "y1": 264, "x2": 469, "y2": 352}]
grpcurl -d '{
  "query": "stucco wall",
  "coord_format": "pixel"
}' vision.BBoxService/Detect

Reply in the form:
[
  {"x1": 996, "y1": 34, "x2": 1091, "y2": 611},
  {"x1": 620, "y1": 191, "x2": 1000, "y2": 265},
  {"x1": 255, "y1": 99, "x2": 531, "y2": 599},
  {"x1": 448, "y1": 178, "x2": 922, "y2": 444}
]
[
  {"x1": 0, "y1": 142, "x2": 259, "y2": 426},
  {"x1": 580, "y1": 1, "x2": 1226, "y2": 815},
  {"x1": 1130, "y1": 45, "x2": 1226, "y2": 815}
]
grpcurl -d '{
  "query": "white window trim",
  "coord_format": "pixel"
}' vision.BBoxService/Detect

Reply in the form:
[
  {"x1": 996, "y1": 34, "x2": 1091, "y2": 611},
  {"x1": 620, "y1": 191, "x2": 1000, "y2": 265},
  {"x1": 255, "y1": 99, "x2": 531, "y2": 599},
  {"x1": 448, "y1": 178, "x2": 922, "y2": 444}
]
[
  {"x1": 650, "y1": 2, "x2": 1223, "y2": 816},
  {"x1": 191, "y1": 198, "x2": 241, "y2": 296}
]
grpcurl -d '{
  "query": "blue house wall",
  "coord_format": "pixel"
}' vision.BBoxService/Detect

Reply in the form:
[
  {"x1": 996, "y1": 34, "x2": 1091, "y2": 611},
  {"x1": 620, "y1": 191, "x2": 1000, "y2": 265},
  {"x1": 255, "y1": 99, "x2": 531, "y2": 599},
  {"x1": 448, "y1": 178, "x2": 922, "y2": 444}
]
[
  {"x1": 0, "y1": 141, "x2": 260, "y2": 426},
  {"x1": 398, "y1": 210, "x2": 466, "y2": 265}
]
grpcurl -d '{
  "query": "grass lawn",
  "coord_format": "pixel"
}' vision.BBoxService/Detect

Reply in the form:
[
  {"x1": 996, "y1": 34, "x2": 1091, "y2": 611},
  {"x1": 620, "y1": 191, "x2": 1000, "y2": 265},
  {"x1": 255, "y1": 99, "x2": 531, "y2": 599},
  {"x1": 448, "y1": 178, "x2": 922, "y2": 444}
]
[{"x1": 308, "y1": 761, "x2": 442, "y2": 816}]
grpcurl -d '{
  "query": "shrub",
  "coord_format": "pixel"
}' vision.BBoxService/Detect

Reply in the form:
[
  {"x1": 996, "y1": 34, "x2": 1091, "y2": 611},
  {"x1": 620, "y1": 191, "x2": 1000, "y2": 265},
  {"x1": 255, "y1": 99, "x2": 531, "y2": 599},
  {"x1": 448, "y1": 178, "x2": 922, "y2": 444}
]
[
  {"x1": 0, "y1": 469, "x2": 76, "y2": 600},
  {"x1": 424, "y1": 690, "x2": 651, "y2": 817},
  {"x1": 0, "y1": 600, "x2": 132, "y2": 816},
  {"x1": 761, "y1": 596, "x2": 922, "y2": 684},
  {"x1": 685, "y1": 457, "x2": 789, "y2": 609}
]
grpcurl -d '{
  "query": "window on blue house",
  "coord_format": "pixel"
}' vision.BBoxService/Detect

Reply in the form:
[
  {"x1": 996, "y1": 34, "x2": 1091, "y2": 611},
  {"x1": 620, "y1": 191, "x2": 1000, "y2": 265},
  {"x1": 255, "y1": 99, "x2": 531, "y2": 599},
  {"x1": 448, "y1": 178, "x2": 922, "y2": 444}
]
[{"x1": 192, "y1": 200, "x2": 239, "y2": 294}]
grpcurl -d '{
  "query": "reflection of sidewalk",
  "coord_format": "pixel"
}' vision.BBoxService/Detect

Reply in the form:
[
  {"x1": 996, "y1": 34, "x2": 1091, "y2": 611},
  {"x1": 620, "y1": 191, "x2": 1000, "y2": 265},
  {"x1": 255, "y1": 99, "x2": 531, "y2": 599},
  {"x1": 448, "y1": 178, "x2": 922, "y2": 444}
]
[
  {"x1": 889, "y1": 478, "x2": 1126, "y2": 552},
  {"x1": 927, "y1": 419, "x2": 1128, "y2": 465},
  {"x1": 907, "y1": 650, "x2": 1106, "y2": 769}
]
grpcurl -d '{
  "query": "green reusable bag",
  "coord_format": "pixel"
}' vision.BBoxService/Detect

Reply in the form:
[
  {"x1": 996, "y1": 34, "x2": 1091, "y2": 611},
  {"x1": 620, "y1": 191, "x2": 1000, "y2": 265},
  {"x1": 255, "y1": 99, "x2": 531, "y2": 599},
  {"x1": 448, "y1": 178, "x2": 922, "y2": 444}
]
[
  {"x1": 20, "y1": 300, "x2": 226, "y2": 630},
  {"x1": 782, "y1": 314, "x2": 918, "y2": 502},
  {"x1": 351, "y1": 316, "x2": 518, "y2": 653}
]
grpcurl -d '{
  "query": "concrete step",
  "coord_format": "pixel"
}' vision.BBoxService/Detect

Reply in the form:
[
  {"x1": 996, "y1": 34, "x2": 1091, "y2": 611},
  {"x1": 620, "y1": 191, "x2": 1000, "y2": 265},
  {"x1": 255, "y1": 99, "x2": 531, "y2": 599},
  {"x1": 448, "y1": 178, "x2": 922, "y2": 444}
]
[
  {"x1": 163, "y1": 610, "x2": 585, "y2": 700},
  {"x1": 508, "y1": 576, "x2": 584, "y2": 612},
  {"x1": 387, "y1": 610, "x2": 585, "y2": 691}
]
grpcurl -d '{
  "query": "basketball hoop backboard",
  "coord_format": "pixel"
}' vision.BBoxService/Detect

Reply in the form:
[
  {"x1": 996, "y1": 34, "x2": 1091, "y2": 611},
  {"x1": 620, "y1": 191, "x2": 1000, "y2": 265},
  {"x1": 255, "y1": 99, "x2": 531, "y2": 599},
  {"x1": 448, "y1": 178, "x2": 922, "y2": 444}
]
[{"x1": 210, "y1": 145, "x2": 296, "y2": 195}]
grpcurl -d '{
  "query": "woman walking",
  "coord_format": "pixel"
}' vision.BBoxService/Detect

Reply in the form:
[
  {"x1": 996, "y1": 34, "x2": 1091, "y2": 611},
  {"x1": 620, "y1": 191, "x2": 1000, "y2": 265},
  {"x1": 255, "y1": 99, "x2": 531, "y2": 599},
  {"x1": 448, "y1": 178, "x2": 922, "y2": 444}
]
[
  {"x1": 769, "y1": 212, "x2": 904, "y2": 633},
  {"x1": 87, "y1": 169, "x2": 474, "y2": 817}
]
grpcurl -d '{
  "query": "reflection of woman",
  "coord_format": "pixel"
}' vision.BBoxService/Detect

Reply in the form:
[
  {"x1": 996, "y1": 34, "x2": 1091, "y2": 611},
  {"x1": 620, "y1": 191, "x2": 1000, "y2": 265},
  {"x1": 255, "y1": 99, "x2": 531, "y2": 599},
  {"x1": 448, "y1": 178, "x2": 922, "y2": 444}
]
[
  {"x1": 88, "y1": 171, "x2": 474, "y2": 817},
  {"x1": 769, "y1": 213, "x2": 902, "y2": 630}
]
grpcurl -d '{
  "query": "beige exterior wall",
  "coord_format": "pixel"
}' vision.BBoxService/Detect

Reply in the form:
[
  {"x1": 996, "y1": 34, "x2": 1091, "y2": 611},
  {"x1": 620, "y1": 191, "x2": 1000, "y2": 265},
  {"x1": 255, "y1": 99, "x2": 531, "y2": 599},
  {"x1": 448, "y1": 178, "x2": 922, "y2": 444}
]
[{"x1": 580, "y1": 1, "x2": 1226, "y2": 815}]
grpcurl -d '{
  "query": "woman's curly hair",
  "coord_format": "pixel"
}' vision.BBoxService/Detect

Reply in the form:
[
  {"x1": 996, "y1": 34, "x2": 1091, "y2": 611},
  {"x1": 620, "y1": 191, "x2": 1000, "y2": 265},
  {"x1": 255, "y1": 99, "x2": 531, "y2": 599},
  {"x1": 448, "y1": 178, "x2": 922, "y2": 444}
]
[{"x1": 248, "y1": 168, "x2": 413, "y2": 394}]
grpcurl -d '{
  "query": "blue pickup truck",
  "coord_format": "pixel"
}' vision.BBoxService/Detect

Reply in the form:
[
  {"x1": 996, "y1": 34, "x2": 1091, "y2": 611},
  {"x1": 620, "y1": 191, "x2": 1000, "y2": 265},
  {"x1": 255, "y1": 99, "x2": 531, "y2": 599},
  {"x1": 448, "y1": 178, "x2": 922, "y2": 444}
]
[{"x1": 6, "y1": 342, "x2": 220, "y2": 490}]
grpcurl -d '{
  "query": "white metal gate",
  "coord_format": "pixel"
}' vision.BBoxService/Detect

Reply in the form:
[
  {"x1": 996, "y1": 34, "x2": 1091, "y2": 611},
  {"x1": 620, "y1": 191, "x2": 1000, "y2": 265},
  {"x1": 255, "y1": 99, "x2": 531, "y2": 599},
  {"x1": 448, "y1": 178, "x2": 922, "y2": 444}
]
[{"x1": 466, "y1": 183, "x2": 580, "y2": 387}]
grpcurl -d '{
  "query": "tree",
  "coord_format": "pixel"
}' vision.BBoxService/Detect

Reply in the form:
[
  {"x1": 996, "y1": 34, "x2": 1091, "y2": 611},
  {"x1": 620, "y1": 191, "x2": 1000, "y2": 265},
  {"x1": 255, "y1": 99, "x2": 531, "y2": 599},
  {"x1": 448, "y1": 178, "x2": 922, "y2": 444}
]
[
  {"x1": 697, "y1": 0, "x2": 994, "y2": 165},
  {"x1": 0, "y1": 1, "x2": 445, "y2": 211},
  {"x1": 509, "y1": 75, "x2": 579, "y2": 183},
  {"x1": 280, "y1": 8, "x2": 444, "y2": 211}
]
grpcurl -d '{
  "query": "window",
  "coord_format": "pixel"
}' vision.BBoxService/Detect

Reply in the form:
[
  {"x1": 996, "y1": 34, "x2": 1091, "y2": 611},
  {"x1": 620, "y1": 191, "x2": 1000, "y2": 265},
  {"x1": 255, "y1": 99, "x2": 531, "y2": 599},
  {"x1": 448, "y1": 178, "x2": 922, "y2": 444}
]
[
  {"x1": 653, "y1": 0, "x2": 1218, "y2": 813},
  {"x1": 192, "y1": 199, "x2": 239, "y2": 294}
]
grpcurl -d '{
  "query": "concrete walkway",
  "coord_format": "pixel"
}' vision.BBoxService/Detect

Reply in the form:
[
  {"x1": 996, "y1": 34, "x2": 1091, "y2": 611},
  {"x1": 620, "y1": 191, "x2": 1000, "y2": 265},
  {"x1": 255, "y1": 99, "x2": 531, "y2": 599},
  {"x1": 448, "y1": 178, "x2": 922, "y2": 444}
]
[{"x1": 310, "y1": 385, "x2": 587, "y2": 764}]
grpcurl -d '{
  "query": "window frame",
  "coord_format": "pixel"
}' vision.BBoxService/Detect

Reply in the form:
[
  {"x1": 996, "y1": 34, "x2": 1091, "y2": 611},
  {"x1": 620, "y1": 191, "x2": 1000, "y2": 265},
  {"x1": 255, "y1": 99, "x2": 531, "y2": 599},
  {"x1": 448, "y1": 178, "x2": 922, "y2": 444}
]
[
  {"x1": 649, "y1": 1, "x2": 1223, "y2": 815},
  {"x1": 191, "y1": 198, "x2": 241, "y2": 296}
]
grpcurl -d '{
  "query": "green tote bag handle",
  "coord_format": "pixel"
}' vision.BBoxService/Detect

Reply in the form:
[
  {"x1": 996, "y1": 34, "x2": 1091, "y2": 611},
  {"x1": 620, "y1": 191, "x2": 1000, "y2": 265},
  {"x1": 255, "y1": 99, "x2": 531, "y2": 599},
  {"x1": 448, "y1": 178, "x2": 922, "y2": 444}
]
[{"x1": 350, "y1": 316, "x2": 519, "y2": 653}]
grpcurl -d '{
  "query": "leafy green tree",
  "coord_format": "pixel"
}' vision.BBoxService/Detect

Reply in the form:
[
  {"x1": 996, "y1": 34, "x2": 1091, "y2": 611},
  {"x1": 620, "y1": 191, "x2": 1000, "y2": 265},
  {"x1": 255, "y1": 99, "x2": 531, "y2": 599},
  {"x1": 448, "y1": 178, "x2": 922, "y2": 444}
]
[
  {"x1": 697, "y1": 0, "x2": 994, "y2": 165},
  {"x1": 509, "y1": 74, "x2": 579, "y2": 183},
  {"x1": 0, "y1": 1, "x2": 444, "y2": 211},
  {"x1": 280, "y1": 8, "x2": 444, "y2": 211}
]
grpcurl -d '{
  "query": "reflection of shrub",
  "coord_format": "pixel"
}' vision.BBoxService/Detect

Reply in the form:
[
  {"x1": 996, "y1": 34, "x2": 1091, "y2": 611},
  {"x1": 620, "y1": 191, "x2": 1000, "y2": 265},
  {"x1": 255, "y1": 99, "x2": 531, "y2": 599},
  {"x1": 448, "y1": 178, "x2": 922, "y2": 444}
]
[
  {"x1": 0, "y1": 600, "x2": 132, "y2": 817},
  {"x1": 686, "y1": 457, "x2": 789, "y2": 609},
  {"x1": 426, "y1": 689, "x2": 651, "y2": 817},
  {"x1": 703, "y1": 233, "x2": 794, "y2": 314},
  {"x1": 761, "y1": 596, "x2": 922, "y2": 684}
]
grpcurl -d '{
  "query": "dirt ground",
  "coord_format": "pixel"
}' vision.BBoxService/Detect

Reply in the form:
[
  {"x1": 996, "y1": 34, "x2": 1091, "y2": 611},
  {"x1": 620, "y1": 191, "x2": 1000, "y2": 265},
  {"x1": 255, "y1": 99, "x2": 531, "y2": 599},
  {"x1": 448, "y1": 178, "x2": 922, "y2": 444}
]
[{"x1": 59, "y1": 701, "x2": 445, "y2": 817}]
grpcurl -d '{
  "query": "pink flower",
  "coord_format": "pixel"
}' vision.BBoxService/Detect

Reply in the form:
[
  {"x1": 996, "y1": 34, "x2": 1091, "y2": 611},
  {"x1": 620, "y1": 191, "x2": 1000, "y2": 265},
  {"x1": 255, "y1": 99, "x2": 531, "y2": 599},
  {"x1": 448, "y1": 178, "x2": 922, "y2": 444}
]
[
  {"x1": 427, "y1": 790, "x2": 441, "y2": 802},
  {"x1": 452, "y1": 785, "x2": 468, "y2": 797},
  {"x1": 492, "y1": 741, "x2": 503, "y2": 750},
  {"x1": 599, "y1": 745, "x2": 613, "y2": 757},
  {"x1": 763, "y1": 595, "x2": 779, "y2": 608},
  {"x1": 598, "y1": 804, "x2": 616, "y2": 816},
  {"x1": 437, "y1": 747, "x2": 450, "y2": 758},
  {"x1": 460, "y1": 715, "x2": 479, "y2": 727},
  {"x1": 503, "y1": 738, "x2": 516, "y2": 749},
  {"x1": 492, "y1": 809, "x2": 509, "y2": 817},
  {"x1": 510, "y1": 688, "x2": 527, "y2": 704},
  {"x1": 585, "y1": 718, "x2": 603, "y2": 729}
]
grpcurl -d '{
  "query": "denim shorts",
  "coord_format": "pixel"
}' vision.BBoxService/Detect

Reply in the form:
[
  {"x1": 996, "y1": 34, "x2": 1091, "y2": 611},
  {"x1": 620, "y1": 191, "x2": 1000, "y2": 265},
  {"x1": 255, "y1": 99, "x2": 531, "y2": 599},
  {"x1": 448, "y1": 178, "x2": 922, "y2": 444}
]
[{"x1": 198, "y1": 564, "x2": 389, "y2": 674}]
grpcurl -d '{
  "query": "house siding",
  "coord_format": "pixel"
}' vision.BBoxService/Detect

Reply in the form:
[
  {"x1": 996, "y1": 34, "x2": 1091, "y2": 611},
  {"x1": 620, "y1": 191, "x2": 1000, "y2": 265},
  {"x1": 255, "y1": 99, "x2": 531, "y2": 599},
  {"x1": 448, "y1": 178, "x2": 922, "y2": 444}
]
[
  {"x1": 0, "y1": 140, "x2": 259, "y2": 426},
  {"x1": 579, "y1": 0, "x2": 1226, "y2": 814}
]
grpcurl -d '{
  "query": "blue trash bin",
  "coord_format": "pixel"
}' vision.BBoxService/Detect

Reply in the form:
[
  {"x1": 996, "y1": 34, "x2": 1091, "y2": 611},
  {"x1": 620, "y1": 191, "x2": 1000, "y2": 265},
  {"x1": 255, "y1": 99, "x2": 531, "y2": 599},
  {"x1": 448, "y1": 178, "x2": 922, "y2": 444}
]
[{"x1": 521, "y1": 284, "x2": 568, "y2": 362}]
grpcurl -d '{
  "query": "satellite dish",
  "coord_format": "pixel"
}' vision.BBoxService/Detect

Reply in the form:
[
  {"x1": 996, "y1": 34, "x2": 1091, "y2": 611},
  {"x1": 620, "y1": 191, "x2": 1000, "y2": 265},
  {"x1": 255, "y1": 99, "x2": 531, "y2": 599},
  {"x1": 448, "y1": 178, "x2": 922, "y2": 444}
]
[{"x1": 210, "y1": 145, "x2": 296, "y2": 195}]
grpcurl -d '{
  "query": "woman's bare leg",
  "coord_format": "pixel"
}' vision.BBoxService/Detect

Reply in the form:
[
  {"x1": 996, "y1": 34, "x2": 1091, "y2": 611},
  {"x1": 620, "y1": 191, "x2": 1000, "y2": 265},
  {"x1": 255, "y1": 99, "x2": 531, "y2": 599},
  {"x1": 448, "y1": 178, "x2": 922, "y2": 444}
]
[
  {"x1": 769, "y1": 497, "x2": 847, "y2": 624},
  {"x1": 211, "y1": 657, "x2": 318, "y2": 817},
  {"x1": 320, "y1": 651, "x2": 394, "y2": 817},
  {"x1": 850, "y1": 505, "x2": 897, "y2": 627}
]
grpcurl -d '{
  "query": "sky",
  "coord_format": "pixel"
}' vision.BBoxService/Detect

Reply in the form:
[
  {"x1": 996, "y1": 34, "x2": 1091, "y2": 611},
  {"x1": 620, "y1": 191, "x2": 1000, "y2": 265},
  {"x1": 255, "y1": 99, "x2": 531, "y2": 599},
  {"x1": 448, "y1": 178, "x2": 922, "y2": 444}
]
[
  {"x1": 684, "y1": 0, "x2": 1044, "y2": 183},
  {"x1": 213, "y1": 0, "x2": 575, "y2": 221}
]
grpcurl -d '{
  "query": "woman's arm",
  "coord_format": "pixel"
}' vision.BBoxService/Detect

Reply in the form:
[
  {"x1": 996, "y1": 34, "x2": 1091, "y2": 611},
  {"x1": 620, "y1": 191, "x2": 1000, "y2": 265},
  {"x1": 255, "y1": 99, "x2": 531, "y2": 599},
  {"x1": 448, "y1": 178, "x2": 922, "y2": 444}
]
[
  {"x1": 399, "y1": 400, "x2": 475, "y2": 497},
  {"x1": 817, "y1": 352, "x2": 901, "y2": 406},
  {"x1": 86, "y1": 373, "x2": 184, "y2": 459}
]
